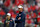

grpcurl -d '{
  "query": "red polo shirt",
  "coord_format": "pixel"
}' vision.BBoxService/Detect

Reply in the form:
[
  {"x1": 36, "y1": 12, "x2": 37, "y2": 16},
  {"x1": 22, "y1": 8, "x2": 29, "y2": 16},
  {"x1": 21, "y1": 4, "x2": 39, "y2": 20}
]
[
  {"x1": 4, "y1": 0, "x2": 10, "y2": 7},
  {"x1": 0, "y1": 9, "x2": 5, "y2": 16}
]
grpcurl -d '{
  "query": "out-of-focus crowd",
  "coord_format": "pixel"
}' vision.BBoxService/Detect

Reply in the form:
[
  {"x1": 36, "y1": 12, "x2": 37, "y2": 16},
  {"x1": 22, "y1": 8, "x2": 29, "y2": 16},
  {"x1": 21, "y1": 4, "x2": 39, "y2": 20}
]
[{"x1": 0, "y1": 0, "x2": 40, "y2": 27}]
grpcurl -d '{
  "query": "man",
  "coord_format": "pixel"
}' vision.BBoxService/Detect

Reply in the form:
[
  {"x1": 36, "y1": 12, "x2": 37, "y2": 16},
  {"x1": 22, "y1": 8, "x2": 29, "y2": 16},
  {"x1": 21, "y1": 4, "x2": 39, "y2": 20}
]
[
  {"x1": 15, "y1": 5, "x2": 25, "y2": 27},
  {"x1": 4, "y1": 13, "x2": 14, "y2": 27}
]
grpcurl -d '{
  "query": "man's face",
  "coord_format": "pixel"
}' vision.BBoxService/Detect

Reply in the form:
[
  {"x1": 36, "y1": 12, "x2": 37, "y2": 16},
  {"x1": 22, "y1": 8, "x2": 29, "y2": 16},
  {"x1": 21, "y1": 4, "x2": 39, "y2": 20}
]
[
  {"x1": 18, "y1": 8, "x2": 23, "y2": 12},
  {"x1": 7, "y1": 15, "x2": 10, "y2": 19}
]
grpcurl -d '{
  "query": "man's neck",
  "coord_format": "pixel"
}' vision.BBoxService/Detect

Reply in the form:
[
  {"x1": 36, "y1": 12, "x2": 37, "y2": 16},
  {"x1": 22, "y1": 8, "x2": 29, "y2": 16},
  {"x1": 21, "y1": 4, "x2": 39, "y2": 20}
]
[{"x1": 19, "y1": 11, "x2": 23, "y2": 14}]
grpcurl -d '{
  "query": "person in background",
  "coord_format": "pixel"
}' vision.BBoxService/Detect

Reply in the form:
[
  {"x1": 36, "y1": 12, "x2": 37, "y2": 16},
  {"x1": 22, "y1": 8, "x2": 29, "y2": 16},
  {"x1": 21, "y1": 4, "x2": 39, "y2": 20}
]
[
  {"x1": 15, "y1": 5, "x2": 25, "y2": 27},
  {"x1": 4, "y1": 13, "x2": 14, "y2": 27},
  {"x1": 0, "y1": 0, "x2": 3, "y2": 7}
]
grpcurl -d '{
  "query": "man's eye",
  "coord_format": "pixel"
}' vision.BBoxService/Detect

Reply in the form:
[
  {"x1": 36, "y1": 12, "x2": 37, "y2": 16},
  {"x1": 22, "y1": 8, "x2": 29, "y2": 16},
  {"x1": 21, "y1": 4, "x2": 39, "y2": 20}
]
[{"x1": 18, "y1": 8, "x2": 20, "y2": 9}]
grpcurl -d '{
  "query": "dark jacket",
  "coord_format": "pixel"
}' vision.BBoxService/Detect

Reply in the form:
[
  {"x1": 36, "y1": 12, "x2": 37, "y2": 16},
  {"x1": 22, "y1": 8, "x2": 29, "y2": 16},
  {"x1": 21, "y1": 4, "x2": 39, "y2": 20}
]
[
  {"x1": 4, "y1": 18, "x2": 14, "y2": 27},
  {"x1": 15, "y1": 12, "x2": 25, "y2": 27}
]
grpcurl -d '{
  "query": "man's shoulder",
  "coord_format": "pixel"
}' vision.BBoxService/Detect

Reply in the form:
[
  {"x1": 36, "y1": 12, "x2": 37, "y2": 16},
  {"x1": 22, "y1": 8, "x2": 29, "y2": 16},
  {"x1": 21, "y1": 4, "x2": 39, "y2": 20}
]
[
  {"x1": 16, "y1": 13, "x2": 19, "y2": 16},
  {"x1": 22, "y1": 12, "x2": 25, "y2": 15}
]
